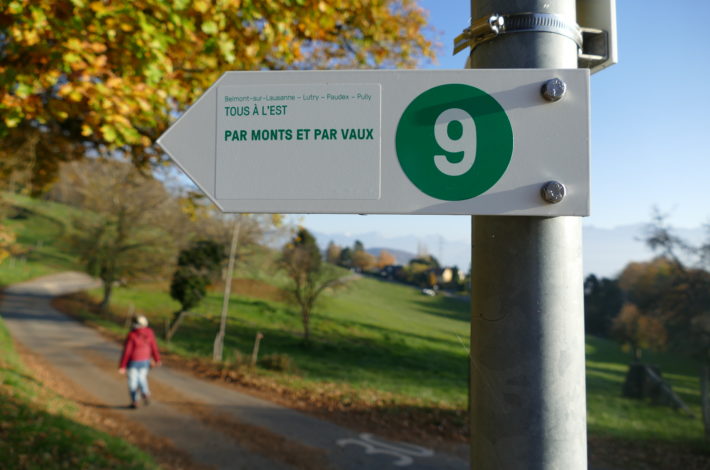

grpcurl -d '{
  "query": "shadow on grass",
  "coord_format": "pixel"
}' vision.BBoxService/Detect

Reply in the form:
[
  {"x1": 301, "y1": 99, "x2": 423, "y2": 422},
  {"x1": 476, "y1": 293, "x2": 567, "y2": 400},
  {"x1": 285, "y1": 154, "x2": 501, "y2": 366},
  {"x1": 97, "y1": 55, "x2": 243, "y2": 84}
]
[
  {"x1": 169, "y1": 311, "x2": 469, "y2": 399},
  {"x1": 407, "y1": 296, "x2": 471, "y2": 323},
  {"x1": 0, "y1": 392, "x2": 154, "y2": 469},
  {"x1": 77, "y1": 401, "x2": 136, "y2": 411},
  {"x1": 0, "y1": 366, "x2": 44, "y2": 387},
  {"x1": 585, "y1": 346, "x2": 702, "y2": 407}
]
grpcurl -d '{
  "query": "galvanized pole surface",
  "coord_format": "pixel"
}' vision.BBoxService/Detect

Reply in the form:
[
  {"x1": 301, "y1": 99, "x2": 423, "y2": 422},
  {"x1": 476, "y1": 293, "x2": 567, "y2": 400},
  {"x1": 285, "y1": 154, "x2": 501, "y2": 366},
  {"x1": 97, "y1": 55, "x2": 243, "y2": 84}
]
[
  {"x1": 469, "y1": 0, "x2": 587, "y2": 469},
  {"x1": 213, "y1": 216, "x2": 241, "y2": 362}
]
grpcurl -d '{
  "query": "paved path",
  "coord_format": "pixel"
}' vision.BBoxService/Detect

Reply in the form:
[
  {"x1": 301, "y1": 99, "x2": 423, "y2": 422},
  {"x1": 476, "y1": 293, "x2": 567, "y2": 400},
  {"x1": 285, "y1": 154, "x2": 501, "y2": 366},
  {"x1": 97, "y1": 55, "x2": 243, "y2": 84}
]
[{"x1": 1, "y1": 272, "x2": 469, "y2": 470}]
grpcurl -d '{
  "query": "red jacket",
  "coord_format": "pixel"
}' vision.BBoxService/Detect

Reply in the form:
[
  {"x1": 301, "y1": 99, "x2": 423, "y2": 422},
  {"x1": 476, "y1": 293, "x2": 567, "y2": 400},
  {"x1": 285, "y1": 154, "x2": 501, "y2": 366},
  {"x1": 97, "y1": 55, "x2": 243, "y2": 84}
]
[{"x1": 119, "y1": 327, "x2": 160, "y2": 368}]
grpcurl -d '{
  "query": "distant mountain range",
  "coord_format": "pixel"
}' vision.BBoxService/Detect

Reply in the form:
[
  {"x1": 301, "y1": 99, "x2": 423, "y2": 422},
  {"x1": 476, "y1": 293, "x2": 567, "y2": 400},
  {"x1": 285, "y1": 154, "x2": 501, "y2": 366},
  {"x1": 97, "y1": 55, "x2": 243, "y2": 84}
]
[
  {"x1": 365, "y1": 247, "x2": 416, "y2": 266},
  {"x1": 312, "y1": 224, "x2": 706, "y2": 278}
]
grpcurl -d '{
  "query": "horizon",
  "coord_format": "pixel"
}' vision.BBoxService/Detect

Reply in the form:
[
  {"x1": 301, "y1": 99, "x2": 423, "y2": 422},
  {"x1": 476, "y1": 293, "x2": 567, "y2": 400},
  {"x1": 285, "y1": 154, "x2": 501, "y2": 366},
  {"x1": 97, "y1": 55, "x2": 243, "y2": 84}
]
[
  {"x1": 168, "y1": 0, "x2": 710, "y2": 277},
  {"x1": 296, "y1": 1, "x2": 710, "y2": 276}
]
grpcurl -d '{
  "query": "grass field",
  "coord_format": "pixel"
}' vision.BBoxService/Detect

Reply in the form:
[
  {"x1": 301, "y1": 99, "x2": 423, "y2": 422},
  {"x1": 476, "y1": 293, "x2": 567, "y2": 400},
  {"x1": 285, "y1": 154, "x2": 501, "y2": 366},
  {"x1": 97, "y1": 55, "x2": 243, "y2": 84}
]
[
  {"x1": 3, "y1": 194, "x2": 710, "y2": 451},
  {"x1": 79, "y1": 274, "x2": 471, "y2": 407},
  {"x1": 586, "y1": 335, "x2": 706, "y2": 445},
  {"x1": 0, "y1": 193, "x2": 80, "y2": 286},
  {"x1": 0, "y1": 317, "x2": 159, "y2": 470},
  {"x1": 78, "y1": 274, "x2": 710, "y2": 448}
]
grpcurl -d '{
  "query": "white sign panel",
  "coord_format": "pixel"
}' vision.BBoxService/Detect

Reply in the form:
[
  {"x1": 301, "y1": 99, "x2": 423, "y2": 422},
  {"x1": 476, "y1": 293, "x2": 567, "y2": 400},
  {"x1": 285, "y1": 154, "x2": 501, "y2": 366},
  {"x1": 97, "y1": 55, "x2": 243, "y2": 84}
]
[
  {"x1": 158, "y1": 69, "x2": 589, "y2": 216},
  {"x1": 216, "y1": 84, "x2": 381, "y2": 200}
]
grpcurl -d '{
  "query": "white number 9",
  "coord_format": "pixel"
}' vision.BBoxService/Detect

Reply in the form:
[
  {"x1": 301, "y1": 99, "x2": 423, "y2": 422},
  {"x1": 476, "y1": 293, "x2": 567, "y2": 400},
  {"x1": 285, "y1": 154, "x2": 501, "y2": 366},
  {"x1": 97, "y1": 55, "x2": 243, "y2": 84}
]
[{"x1": 434, "y1": 108, "x2": 476, "y2": 176}]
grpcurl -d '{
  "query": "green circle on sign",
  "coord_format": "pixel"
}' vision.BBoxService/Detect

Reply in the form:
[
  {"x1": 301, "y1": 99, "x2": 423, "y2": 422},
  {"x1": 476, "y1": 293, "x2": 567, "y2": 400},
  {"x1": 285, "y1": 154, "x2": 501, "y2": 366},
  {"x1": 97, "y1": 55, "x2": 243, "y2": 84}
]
[{"x1": 395, "y1": 84, "x2": 513, "y2": 201}]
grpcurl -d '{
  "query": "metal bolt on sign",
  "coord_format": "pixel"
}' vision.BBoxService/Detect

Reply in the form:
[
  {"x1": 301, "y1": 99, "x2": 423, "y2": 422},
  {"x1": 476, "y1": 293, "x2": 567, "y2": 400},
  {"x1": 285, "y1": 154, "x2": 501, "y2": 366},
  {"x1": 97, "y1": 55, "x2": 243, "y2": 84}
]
[
  {"x1": 541, "y1": 78, "x2": 568, "y2": 102},
  {"x1": 541, "y1": 180, "x2": 567, "y2": 203}
]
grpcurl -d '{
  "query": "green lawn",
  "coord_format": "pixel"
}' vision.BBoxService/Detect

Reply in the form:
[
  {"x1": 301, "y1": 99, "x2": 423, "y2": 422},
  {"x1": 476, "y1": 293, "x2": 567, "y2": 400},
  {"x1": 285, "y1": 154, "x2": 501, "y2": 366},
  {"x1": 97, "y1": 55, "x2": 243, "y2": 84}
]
[
  {"x1": 72, "y1": 275, "x2": 710, "y2": 449},
  {"x1": 82, "y1": 274, "x2": 471, "y2": 407},
  {"x1": 0, "y1": 193, "x2": 81, "y2": 286},
  {"x1": 586, "y1": 336, "x2": 706, "y2": 445},
  {"x1": 0, "y1": 317, "x2": 159, "y2": 470},
  {"x1": 3, "y1": 194, "x2": 709, "y2": 450}
]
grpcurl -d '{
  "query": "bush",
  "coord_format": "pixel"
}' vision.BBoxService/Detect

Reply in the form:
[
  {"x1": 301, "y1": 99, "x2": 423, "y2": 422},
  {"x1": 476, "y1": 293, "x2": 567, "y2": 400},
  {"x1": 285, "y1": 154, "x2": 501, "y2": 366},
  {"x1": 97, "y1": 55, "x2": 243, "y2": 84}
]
[
  {"x1": 169, "y1": 267, "x2": 207, "y2": 312},
  {"x1": 259, "y1": 353, "x2": 297, "y2": 372},
  {"x1": 177, "y1": 240, "x2": 225, "y2": 280}
]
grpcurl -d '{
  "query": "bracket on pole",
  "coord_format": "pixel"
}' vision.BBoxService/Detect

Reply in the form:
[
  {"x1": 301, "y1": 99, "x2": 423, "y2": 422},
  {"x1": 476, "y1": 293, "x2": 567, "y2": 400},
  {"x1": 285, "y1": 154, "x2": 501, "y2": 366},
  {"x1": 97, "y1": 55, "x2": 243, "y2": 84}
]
[
  {"x1": 453, "y1": 14, "x2": 505, "y2": 55},
  {"x1": 454, "y1": 0, "x2": 617, "y2": 74},
  {"x1": 577, "y1": 0, "x2": 618, "y2": 73}
]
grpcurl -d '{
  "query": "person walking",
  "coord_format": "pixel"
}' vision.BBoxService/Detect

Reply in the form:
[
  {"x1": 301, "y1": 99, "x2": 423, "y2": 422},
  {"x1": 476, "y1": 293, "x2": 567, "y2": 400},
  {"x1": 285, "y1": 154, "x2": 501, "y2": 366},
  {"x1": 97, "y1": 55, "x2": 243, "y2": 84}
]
[{"x1": 119, "y1": 315, "x2": 161, "y2": 409}]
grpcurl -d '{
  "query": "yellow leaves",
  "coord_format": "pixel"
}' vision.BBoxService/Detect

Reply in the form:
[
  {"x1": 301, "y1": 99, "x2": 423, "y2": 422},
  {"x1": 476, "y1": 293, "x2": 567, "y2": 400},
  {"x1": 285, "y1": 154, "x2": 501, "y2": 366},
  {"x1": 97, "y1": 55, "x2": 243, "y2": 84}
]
[
  {"x1": 100, "y1": 124, "x2": 117, "y2": 143},
  {"x1": 7, "y1": 1, "x2": 24, "y2": 15},
  {"x1": 89, "y1": 1, "x2": 107, "y2": 13},
  {"x1": 4, "y1": 115, "x2": 21, "y2": 128},
  {"x1": 135, "y1": 97, "x2": 151, "y2": 112},
  {"x1": 244, "y1": 44, "x2": 258, "y2": 58},
  {"x1": 194, "y1": 0, "x2": 211, "y2": 13},
  {"x1": 89, "y1": 42, "x2": 107, "y2": 53},
  {"x1": 201, "y1": 20, "x2": 218, "y2": 35},
  {"x1": 64, "y1": 37, "x2": 83, "y2": 50},
  {"x1": 0, "y1": 225, "x2": 16, "y2": 265},
  {"x1": 219, "y1": 0, "x2": 241, "y2": 8},
  {"x1": 15, "y1": 83, "x2": 33, "y2": 99},
  {"x1": 68, "y1": 88, "x2": 83, "y2": 102},
  {"x1": 271, "y1": 214, "x2": 284, "y2": 228},
  {"x1": 105, "y1": 76, "x2": 122, "y2": 88},
  {"x1": 114, "y1": 101, "x2": 133, "y2": 117},
  {"x1": 94, "y1": 55, "x2": 107, "y2": 68},
  {"x1": 30, "y1": 5, "x2": 48, "y2": 26},
  {"x1": 2, "y1": 0, "x2": 432, "y2": 162},
  {"x1": 218, "y1": 41, "x2": 236, "y2": 63},
  {"x1": 23, "y1": 29, "x2": 40, "y2": 45}
]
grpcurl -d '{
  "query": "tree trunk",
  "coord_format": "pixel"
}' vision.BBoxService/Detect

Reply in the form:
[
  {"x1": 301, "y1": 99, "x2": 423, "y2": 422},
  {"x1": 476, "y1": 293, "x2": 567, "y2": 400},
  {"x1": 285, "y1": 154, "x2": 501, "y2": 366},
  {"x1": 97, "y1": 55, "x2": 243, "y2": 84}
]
[
  {"x1": 166, "y1": 310, "x2": 187, "y2": 342},
  {"x1": 701, "y1": 363, "x2": 710, "y2": 440},
  {"x1": 301, "y1": 307, "x2": 310, "y2": 344},
  {"x1": 99, "y1": 279, "x2": 113, "y2": 314}
]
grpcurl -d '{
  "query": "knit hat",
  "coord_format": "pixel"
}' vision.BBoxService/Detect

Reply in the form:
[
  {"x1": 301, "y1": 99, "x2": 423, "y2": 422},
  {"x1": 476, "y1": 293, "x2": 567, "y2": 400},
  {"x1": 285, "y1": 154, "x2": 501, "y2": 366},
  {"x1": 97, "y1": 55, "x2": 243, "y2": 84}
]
[{"x1": 133, "y1": 315, "x2": 148, "y2": 328}]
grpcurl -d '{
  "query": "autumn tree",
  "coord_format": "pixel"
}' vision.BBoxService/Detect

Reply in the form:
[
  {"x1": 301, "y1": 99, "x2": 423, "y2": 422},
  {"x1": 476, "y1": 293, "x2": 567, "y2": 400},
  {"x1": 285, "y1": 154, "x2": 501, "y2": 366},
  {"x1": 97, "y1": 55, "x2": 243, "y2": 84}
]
[
  {"x1": 325, "y1": 241, "x2": 342, "y2": 265},
  {"x1": 352, "y1": 249, "x2": 376, "y2": 272},
  {"x1": 642, "y1": 211, "x2": 710, "y2": 437},
  {"x1": 0, "y1": 221, "x2": 15, "y2": 264},
  {"x1": 377, "y1": 250, "x2": 397, "y2": 269},
  {"x1": 348, "y1": 239, "x2": 376, "y2": 272},
  {"x1": 0, "y1": 0, "x2": 434, "y2": 192},
  {"x1": 353, "y1": 240, "x2": 365, "y2": 253},
  {"x1": 617, "y1": 259, "x2": 676, "y2": 314},
  {"x1": 279, "y1": 228, "x2": 346, "y2": 344},
  {"x1": 0, "y1": 187, "x2": 16, "y2": 265},
  {"x1": 406, "y1": 254, "x2": 440, "y2": 287},
  {"x1": 611, "y1": 303, "x2": 667, "y2": 361},
  {"x1": 61, "y1": 159, "x2": 187, "y2": 312}
]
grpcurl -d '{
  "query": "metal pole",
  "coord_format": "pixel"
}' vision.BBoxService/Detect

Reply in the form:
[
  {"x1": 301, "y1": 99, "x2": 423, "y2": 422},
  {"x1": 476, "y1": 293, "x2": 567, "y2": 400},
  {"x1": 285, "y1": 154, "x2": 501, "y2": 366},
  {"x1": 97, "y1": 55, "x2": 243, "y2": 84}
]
[
  {"x1": 213, "y1": 215, "x2": 241, "y2": 362},
  {"x1": 468, "y1": 1, "x2": 587, "y2": 469}
]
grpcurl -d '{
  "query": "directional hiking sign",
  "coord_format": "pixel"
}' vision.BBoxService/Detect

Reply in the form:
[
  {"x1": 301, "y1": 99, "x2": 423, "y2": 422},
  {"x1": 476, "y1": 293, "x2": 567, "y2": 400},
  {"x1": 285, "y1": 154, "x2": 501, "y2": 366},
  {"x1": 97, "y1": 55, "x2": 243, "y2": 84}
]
[{"x1": 157, "y1": 69, "x2": 589, "y2": 216}]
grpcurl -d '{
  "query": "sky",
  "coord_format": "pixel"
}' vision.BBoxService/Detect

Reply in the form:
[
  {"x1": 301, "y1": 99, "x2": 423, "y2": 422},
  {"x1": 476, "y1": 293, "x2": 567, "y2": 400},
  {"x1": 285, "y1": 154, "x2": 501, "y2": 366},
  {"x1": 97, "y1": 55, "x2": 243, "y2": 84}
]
[{"x1": 296, "y1": 0, "x2": 710, "y2": 268}]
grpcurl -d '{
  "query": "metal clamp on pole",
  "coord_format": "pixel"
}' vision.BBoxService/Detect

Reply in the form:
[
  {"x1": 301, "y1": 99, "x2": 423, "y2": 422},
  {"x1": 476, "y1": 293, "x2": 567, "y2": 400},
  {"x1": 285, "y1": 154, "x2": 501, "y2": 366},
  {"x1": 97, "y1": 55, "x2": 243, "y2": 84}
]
[
  {"x1": 454, "y1": 12, "x2": 582, "y2": 55},
  {"x1": 578, "y1": 27, "x2": 609, "y2": 70},
  {"x1": 453, "y1": 14, "x2": 505, "y2": 55}
]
